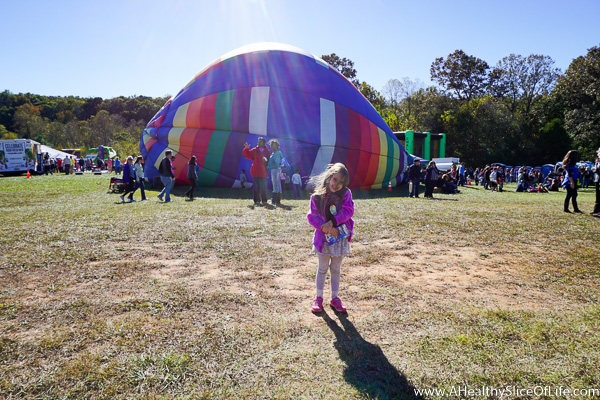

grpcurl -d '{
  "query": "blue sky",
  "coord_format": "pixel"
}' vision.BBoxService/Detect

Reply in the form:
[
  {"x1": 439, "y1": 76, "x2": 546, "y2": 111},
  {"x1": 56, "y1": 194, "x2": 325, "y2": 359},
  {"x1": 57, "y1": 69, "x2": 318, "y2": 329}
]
[{"x1": 1, "y1": 0, "x2": 599, "y2": 99}]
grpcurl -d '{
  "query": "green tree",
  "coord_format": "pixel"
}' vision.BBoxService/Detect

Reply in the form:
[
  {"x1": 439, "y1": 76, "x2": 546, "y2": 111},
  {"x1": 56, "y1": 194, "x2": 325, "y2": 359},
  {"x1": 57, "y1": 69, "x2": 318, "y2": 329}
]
[
  {"x1": 358, "y1": 82, "x2": 385, "y2": 111},
  {"x1": 552, "y1": 44, "x2": 600, "y2": 159},
  {"x1": 405, "y1": 87, "x2": 455, "y2": 134},
  {"x1": 45, "y1": 121, "x2": 67, "y2": 148},
  {"x1": 321, "y1": 53, "x2": 360, "y2": 86},
  {"x1": 382, "y1": 78, "x2": 424, "y2": 123},
  {"x1": 489, "y1": 54, "x2": 561, "y2": 116},
  {"x1": 0, "y1": 124, "x2": 18, "y2": 140},
  {"x1": 63, "y1": 120, "x2": 87, "y2": 148},
  {"x1": 442, "y1": 96, "x2": 522, "y2": 166},
  {"x1": 88, "y1": 110, "x2": 127, "y2": 146},
  {"x1": 12, "y1": 103, "x2": 46, "y2": 139},
  {"x1": 430, "y1": 50, "x2": 489, "y2": 102}
]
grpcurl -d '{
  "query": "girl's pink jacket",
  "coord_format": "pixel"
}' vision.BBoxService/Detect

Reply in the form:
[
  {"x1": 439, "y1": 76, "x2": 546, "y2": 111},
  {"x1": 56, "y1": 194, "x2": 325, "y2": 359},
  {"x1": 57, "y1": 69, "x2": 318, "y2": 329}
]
[{"x1": 307, "y1": 189, "x2": 355, "y2": 252}]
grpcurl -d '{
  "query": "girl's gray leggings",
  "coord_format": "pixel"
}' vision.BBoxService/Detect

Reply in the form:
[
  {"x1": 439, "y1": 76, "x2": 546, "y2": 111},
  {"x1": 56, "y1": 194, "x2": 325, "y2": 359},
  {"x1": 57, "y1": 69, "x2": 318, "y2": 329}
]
[{"x1": 316, "y1": 254, "x2": 343, "y2": 299}]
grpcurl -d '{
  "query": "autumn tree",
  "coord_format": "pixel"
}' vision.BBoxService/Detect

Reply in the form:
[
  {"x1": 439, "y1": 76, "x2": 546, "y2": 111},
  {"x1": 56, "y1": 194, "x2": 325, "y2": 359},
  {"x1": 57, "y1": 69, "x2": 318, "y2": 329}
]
[{"x1": 12, "y1": 103, "x2": 46, "y2": 139}]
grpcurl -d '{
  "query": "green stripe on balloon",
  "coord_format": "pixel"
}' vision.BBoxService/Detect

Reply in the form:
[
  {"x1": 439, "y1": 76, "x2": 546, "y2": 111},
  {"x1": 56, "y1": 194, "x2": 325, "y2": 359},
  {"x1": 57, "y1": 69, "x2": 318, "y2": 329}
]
[
  {"x1": 215, "y1": 90, "x2": 234, "y2": 131},
  {"x1": 197, "y1": 130, "x2": 231, "y2": 186}
]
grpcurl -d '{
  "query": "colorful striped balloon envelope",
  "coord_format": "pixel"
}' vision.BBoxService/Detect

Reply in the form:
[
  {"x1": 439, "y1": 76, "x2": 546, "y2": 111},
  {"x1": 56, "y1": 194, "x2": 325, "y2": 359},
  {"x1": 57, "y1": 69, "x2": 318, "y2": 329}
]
[{"x1": 140, "y1": 42, "x2": 409, "y2": 189}]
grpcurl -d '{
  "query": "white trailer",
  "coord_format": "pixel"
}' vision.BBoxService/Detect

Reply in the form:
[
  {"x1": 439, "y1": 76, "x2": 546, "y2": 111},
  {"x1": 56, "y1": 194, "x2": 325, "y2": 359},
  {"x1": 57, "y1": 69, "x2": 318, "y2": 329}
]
[
  {"x1": 432, "y1": 157, "x2": 460, "y2": 172},
  {"x1": 0, "y1": 139, "x2": 40, "y2": 173}
]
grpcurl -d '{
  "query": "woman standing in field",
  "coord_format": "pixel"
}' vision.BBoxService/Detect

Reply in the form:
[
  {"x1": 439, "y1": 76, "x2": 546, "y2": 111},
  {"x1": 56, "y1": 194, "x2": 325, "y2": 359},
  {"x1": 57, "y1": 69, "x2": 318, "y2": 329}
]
[
  {"x1": 242, "y1": 137, "x2": 270, "y2": 206},
  {"x1": 562, "y1": 150, "x2": 582, "y2": 213},
  {"x1": 592, "y1": 147, "x2": 600, "y2": 217},
  {"x1": 185, "y1": 156, "x2": 198, "y2": 200},
  {"x1": 267, "y1": 139, "x2": 284, "y2": 205},
  {"x1": 133, "y1": 156, "x2": 147, "y2": 201},
  {"x1": 307, "y1": 163, "x2": 354, "y2": 313},
  {"x1": 424, "y1": 160, "x2": 439, "y2": 198}
]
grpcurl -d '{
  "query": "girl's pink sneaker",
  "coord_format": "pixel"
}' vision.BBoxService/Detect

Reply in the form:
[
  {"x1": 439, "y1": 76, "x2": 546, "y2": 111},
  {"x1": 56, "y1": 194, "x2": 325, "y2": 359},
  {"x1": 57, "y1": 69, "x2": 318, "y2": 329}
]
[
  {"x1": 311, "y1": 296, "x2": 323, "y2": 312},
  {"x1": 330, "y1": 297, "x2": 347, "y2": 312}
]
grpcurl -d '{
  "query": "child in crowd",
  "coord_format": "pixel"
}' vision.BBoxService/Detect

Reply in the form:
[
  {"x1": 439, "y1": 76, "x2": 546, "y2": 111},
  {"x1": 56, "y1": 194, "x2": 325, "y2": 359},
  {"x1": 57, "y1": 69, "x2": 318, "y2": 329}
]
[
  {"x1": 280, "y1": 170, "x2": 287, "y2": 198},
  {"x1": 307, "y1": 163, "x2": 354, "y2": 313},
  {"x1": 292, "y1": 168, "x2": 302, "y2": 199},
  {"x1": 240, "y1": 169, "x2": 247, "y2": 189}
]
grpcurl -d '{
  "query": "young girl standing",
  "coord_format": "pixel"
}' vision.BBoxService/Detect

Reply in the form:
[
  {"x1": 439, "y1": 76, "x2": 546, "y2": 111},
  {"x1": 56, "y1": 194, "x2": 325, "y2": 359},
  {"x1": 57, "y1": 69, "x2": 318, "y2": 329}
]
[{"x1": 307, "y1": 163, "x2": 354, "y2": 313}]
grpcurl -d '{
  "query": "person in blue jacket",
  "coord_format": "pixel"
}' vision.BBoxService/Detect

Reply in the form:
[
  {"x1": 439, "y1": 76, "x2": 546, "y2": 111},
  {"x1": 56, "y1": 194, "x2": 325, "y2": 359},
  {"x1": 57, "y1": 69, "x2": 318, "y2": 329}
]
[
  {"x1": 120, "y1": 156, "x2": 135, "y2": 203},
  {"x1": 562, "y1": 150, "x2": 582, "y2": 213},
  {"x1": 592, "y1": 147, "x2": 600, "y2": 217}
]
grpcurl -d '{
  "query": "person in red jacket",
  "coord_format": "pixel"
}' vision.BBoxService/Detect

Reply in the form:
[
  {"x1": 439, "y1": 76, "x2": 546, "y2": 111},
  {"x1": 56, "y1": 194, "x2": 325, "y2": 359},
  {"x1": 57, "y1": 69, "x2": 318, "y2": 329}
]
[{"x1": 243, "y1": 137, "x2": 271, "y2": 206}]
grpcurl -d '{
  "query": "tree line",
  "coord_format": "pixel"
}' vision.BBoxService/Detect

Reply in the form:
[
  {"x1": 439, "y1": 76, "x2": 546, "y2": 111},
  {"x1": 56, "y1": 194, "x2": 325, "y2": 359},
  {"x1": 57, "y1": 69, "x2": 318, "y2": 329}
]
[
  {"x1": 324, "y1": 44, "x2": 599, "y2": 166},
  {"x1": 1, "y1": 44, "x2": 598, "y2": 166},
  {"x1": 0, "y1": 93, "x2": 168, "y2": 157}
]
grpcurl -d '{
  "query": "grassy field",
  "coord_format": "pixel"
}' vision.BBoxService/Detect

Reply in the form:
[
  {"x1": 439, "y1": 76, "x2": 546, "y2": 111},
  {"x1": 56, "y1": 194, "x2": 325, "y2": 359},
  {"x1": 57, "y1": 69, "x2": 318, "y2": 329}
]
[{"x1": 1, "y1": 173, "x2": 599, "y2": 399}]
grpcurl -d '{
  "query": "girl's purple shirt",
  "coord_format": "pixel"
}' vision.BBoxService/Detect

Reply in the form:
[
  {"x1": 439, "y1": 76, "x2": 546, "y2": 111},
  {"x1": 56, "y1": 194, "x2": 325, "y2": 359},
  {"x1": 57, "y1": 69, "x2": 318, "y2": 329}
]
[{"x1": 307, "y1": 189, "x2": 355, "y2": 252}]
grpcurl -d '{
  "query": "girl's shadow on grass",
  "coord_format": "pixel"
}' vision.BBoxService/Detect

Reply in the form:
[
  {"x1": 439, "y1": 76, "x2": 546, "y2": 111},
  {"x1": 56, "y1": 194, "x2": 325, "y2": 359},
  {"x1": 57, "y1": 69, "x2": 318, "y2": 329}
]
[{"x1": 321, "y1": 311, "x2": 423, "y2": 400}]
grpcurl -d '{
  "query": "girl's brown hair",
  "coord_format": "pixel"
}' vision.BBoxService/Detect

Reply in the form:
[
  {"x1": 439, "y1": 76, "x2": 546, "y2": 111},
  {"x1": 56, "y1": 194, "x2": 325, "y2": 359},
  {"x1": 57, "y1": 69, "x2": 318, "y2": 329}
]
[
  {"x1": 562, "y1": 150, "x2": 579, "y2": 168},
  {"x1": 309, "y1": 163, "x2": 350, "y2": 198}
]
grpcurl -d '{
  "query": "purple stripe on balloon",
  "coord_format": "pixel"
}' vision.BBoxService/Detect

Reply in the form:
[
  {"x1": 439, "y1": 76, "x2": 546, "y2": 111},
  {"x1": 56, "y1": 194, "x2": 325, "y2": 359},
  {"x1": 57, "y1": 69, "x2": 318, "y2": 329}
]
[
  {"x1": 213, "y1": 131, "x2": 248, "y2": 187},
  {"x1": 232, "y1": 87, "x2": 251, "y2": 134}
]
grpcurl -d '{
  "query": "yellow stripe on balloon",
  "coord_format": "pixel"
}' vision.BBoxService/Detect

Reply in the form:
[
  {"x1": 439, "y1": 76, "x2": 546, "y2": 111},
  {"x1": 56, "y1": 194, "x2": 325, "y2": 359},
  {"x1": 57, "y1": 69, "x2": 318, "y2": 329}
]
[
  {"x1": 173, "y1": 103, "x2": 190, "y2": 128},
  {"x1": 391, "y1": 139, "x2": 400, "y2": 179},
  {"x1": 167, "y1": 128, "x2": 185, "y2": 153},
  {"x1": 375, "y1": 127, "x2": 388, "y2": 186}
]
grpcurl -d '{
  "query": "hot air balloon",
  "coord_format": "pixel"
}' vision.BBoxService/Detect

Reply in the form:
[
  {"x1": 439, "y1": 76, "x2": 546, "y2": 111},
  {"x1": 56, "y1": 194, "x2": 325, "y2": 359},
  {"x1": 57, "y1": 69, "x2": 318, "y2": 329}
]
[{"x1": 140, "y1": 42, "x2": 408, "y2": 189}]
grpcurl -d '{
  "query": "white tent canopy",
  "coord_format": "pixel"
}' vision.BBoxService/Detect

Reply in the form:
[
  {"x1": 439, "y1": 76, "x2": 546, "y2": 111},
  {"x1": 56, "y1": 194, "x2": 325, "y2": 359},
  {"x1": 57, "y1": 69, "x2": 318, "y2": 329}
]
[{"x1": 40, "y1": 145, "x2": 77, "y2": 160}]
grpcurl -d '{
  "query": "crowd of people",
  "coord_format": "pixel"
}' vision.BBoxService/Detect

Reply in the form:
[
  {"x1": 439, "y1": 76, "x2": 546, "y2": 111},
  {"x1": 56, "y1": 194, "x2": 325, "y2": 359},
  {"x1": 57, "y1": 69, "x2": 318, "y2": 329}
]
[
  {"x1": 407, "y1": 159, "x2": 462, "y2": 199},
  {"x1": 36, "y1": 141, "x2": 600, "y2": 219},
  {"x1": 405, "y1": 154, "x2": 600, "y2": 216},
  {"x1": 39, "y1": 153, "x2": 128, "y2": 175}
]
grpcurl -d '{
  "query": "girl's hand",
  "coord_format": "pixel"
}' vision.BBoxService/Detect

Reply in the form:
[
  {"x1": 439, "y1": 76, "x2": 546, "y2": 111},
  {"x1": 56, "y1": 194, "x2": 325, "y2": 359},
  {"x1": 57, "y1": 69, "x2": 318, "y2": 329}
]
[
  {"x1": 328, "y1": 228, "x2": 339, "y2": 237},
  {"x1": 321, "y1": 221, "x2": 333, "y2": 232},
  {"x1": 244, "y1": 142, "x2": 250, "y2": 149}
]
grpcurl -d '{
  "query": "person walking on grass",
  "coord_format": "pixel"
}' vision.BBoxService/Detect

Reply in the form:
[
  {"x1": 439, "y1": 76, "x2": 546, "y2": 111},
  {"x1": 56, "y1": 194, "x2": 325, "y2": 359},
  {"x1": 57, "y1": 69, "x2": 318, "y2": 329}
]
[
  {"x1": 185, "y1": 156, "x2": 198, "y2": 200},
  {"x1": 424, "y1": 160, "x2": 439, "y2": 198},
  {"x1": 157, "y1": 150, "x2": 175, "y2": 203},
  {"x1": 120, "y1": 156, "x2": 135, "y2": 203},
  {"x1": 592, "y1": 147, "x2": 600, "y2": 217},
  {"x1": 132, "y1": 156, "x2": 147, "y2": 201},
  {"x1": 292, "y1": 168, "x2": 302, "y2": 199},
  {"x1": 307, "y1": 163, "x2": 354, "y2": 313},
  {"x1": 562, "y1": 149, "x2": 582, "y2": 213}
]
